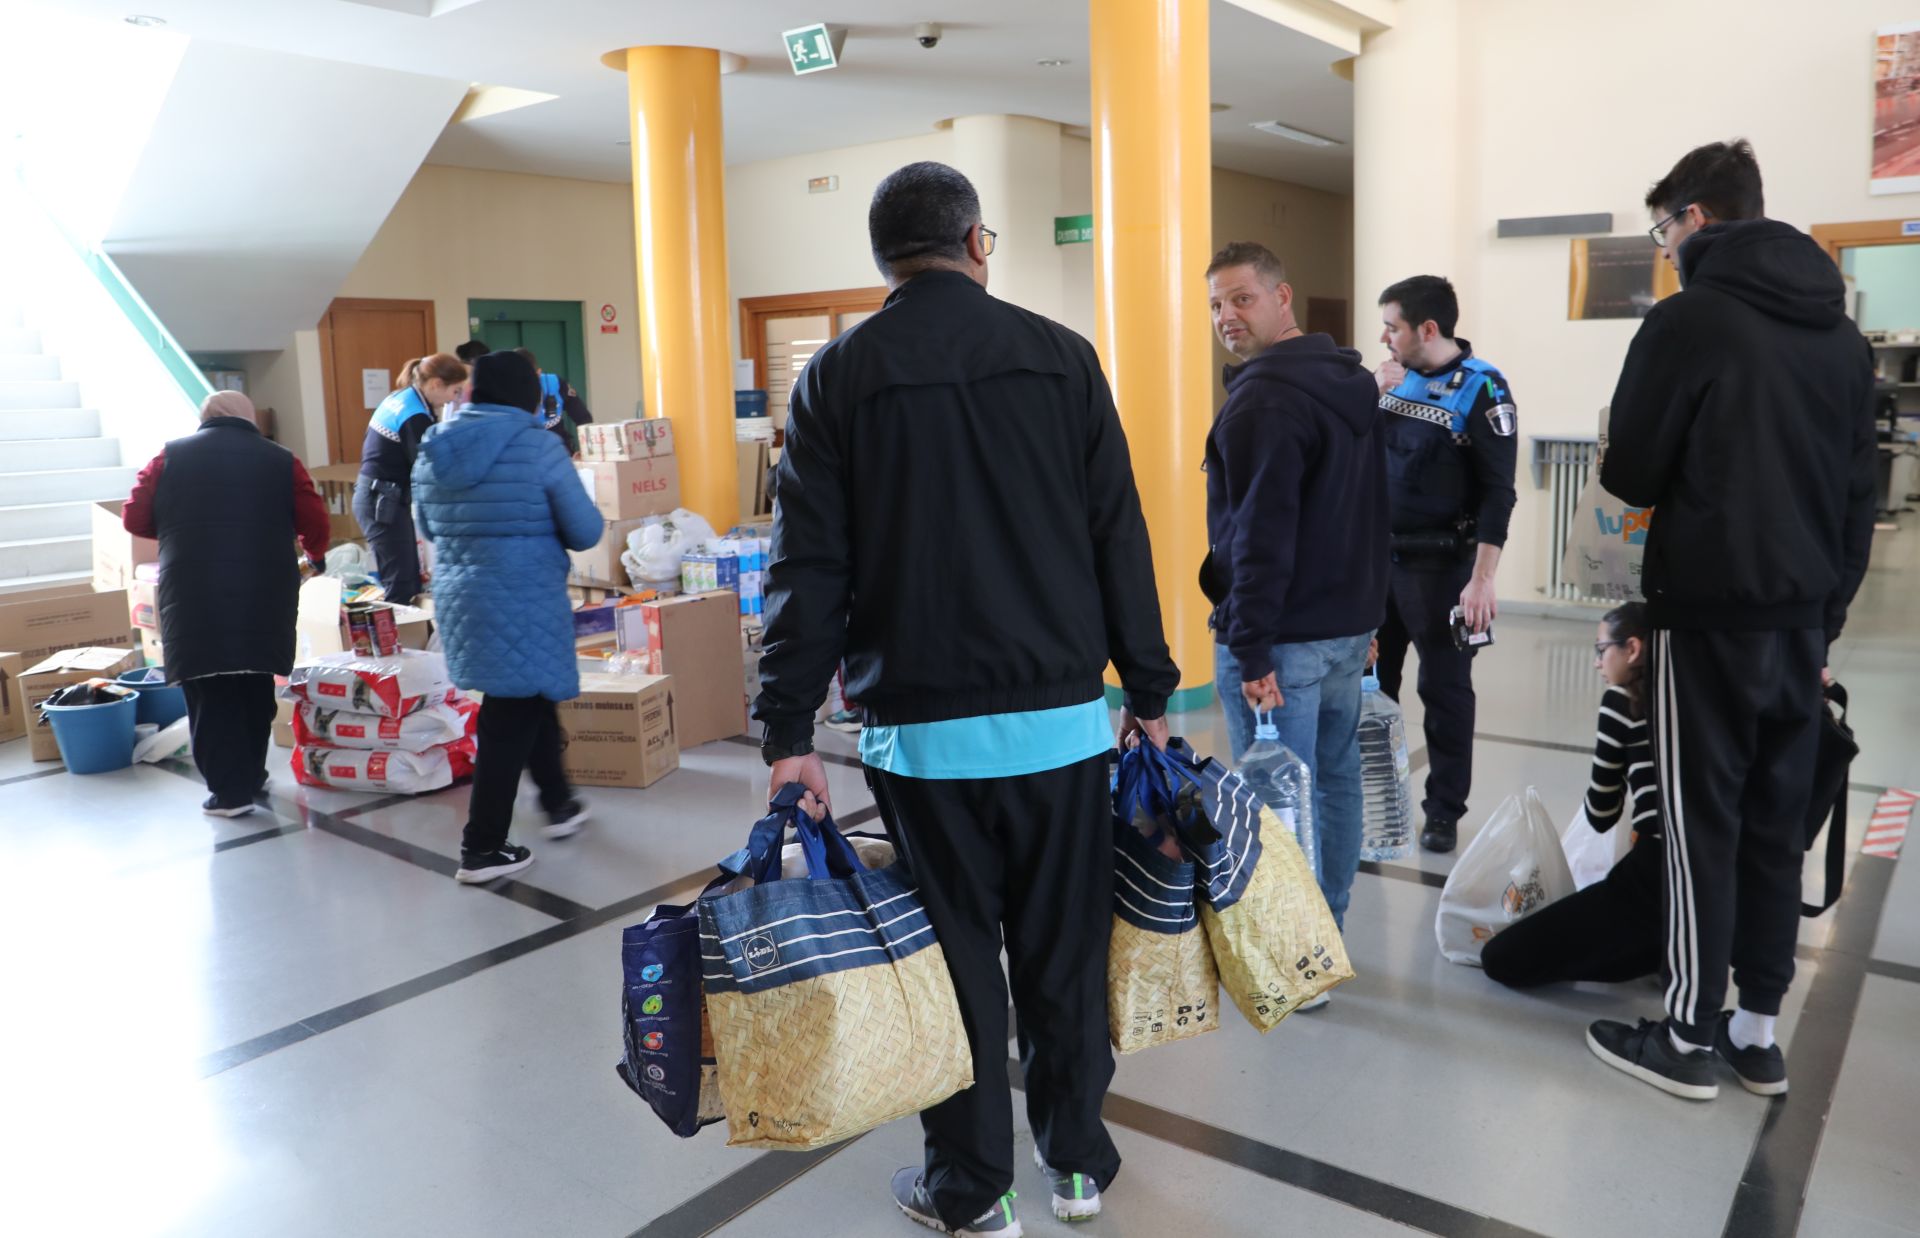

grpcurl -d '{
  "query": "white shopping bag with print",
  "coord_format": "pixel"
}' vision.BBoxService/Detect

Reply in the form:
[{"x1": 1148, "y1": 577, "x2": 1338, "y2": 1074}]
[
  {"x1": 1435, "y1": 788, "x2": 1575, "y2": 966},
  {"x1": 1560, "y1": 804, "x2": 1633, "y2": 891}
]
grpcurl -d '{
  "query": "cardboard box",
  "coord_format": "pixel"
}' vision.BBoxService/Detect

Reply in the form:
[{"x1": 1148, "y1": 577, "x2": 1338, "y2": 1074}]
[
  {"x1": 91, "y1": 501, "x2": 159, "y2": 593},
  {"x1": 568, "y1": 516, "x2": 652, "y2": 587},
  {"x1": 578, "y1": 457, "x2": 681, "y2": 522},
  {"x1": 21, "y1": 647, "x2": 141, "y2": 762},
  {"x1": 296, "y1": 577, "x2": 431, "y2": 658},
  {"x1": 272, "y1": 694, "x2": 295, "y2": 748},
  {"x1": 736, "y1": 440, "x2": 771, "y2": 519},
  {"x1": 328, "y1": 511, "x2": 364, "y2": 547},
  {"x1": 0, "y1": 585, "x2": 134, "y2": 668},
  {"x1": 0, "y1": 652, "x2": 24, "y2": 743},
  {"x1": 142, "y1": 629, "x2": 165, "y2": 666},
  {"x1": 580, "y1": 417, "x2": 674, "y2": 462},
  {"x1": 639, "y1": 591, "x2": 747, "y2": 749},
  {"x1": 558, "y1": 672, "x2": 678, "y2": 788},
  {"x1": 129, "y1": 578, "x2": 158, "y2": 630}
]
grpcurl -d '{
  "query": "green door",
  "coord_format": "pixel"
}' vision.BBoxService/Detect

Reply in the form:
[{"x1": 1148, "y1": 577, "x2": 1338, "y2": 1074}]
[{"x1": 467, "y1": 299, "x2": 589, "y2": 403}]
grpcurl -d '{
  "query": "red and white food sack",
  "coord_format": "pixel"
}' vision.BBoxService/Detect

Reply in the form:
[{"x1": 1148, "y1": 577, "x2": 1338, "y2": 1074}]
[
  {"x1": 293, "y1": 697, "x2": 478, "y2": 751},
  {"x1": 292, "y1": 739, "x2": 476, "y2": 794},
  {"x1": 286, "y1": 650, "x2": 453, "y2": 719}
]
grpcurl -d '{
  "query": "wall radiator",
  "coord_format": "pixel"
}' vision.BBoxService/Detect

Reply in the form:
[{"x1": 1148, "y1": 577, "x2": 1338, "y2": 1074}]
[{"x1": 1530, "y1": 436, "x2": 1600, "y2": 602}]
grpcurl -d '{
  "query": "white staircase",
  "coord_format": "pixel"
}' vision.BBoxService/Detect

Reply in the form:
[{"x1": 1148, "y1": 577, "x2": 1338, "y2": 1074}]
[{"x1": 0, "y1": 305, "x2": 136, "y2": 592}]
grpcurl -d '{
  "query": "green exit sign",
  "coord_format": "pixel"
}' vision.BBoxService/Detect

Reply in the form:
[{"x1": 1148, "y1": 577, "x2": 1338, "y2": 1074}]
[
  {"x1": 1055, "y1": 214, "x2": 1093, "y2": 245},
  {"x1": 783, "y1": 23, "x2": 838, "y2": 75}
]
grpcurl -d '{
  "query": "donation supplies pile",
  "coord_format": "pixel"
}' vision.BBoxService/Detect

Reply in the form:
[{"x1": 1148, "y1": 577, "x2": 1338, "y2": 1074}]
[{"x1": 284, "y1": 648, "x2": 477, "y2": 794}]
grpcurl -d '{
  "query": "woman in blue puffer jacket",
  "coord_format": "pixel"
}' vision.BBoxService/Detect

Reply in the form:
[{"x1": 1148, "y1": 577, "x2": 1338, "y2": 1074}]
[{"x1": 413, "y1": 350, "x2": 605, "y2": 885}]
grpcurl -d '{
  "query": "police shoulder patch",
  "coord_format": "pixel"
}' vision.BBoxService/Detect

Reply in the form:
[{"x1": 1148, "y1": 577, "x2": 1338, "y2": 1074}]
[{"x1": 1485, "y1": 402, "x2": 1517, "y2": 437}]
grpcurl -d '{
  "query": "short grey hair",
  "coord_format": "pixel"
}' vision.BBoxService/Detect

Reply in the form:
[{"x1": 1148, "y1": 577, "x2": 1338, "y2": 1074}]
[{"x1": 1206, "y1": 241, "x2": 1287, "y2": 287}]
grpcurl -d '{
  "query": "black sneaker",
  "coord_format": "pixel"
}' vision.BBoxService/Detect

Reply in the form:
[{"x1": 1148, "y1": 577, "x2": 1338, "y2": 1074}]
[
  {"x1": 1713, "y1": 1011, "x2": 1789, "y2": 1097},
  {"x1": 1033, "y1": 1147, "x2": 1100, "y2": 1222},
  {"x1": 455, "y1": 844, "x2": 533, "y2": 884},
  {"x1": 1587, "y1": 1018, "x2": 1719, "y2": 1101},
  {"x1": 1420, "y1": 817, "x2": 1457, "y2": 853},
  {"x1": 891, "y1": 1168, "x2": 1022, "y2": 1236},
  {"x1": 202, "y1": 795, "x2": 256, "y2": 819},
  {"x1": 543, "y1": 799, "x2": 590, "y2": 840}
]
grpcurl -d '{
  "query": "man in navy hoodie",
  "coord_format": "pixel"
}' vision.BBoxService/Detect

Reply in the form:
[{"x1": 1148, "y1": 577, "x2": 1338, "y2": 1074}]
[{"x1": 1202, "y1": 241, "x2": 1390, "y2": 935}]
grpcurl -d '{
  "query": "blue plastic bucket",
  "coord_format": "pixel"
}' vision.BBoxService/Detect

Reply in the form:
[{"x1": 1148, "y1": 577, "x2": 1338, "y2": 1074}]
[
  {"x1": 44, "y1": 691, "x2": 140, "y2": 775},
  {"x1": 734, "y1": 389, "x2": 769, "y2": 419},
  {"x1": 117, "y1": 667, "x2": 187, "y2": 728}
]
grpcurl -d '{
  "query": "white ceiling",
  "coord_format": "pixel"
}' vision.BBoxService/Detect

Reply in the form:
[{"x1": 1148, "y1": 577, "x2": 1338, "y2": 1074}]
[{"x1": 42, "y1": 0, "x2": 1356, "y2": 193}]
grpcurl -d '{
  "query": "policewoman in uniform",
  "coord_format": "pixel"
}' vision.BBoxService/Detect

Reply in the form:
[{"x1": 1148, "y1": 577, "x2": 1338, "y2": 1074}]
[
  {"x1": 1371, "y1": 276, "x2": 1517, "y2": 853},
  {"x1": 353, "y1": 353, "x2": 467, "y2": 606}
]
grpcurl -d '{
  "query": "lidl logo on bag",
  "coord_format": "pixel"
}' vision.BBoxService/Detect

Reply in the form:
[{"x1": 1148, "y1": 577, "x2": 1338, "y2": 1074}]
[
  {"x1": 743, "y1": 935, "x2": 779, "y2": 970},
  {"x1": 1593, "y1": 506, "x2": 1654, "y2": 545},
  {"x1": 640, "y1": 964, "x2": 664, "y2": 983}
]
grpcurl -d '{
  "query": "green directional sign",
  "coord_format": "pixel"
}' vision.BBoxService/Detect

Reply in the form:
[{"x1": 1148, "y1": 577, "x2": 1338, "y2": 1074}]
[
  {"x1": 783, "y1": 23, "x2": 838, "y2": 75},
  {"x1": 1054, "y1": 214, "x2": 1094, "y2": 245}
]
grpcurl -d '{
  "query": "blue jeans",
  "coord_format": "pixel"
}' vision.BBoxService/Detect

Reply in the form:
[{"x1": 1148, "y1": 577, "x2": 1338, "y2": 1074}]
[{"x1": 1214, "y1": 633, "x2": 1372, "y2": 928}]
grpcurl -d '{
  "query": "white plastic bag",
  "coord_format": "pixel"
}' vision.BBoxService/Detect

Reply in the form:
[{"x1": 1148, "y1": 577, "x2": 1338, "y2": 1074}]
[
  {"x1": 134, "y1": 716, "x2": 191, "y2": 764},
  {"x1": 1435, "y1": 787, "x2": 1575, "y2": 966},
  {"x1": 620, "y1": 508, "x2": 720, "y2": 589},
  {"x1": 1560, "y1": 804, "x2": 1632, "y2": 891}
]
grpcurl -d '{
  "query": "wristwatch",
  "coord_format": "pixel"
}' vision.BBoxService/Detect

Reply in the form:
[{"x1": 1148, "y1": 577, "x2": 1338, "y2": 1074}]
[{"x1": 760, "y1": 735, "x2": 815, "y2": 766}]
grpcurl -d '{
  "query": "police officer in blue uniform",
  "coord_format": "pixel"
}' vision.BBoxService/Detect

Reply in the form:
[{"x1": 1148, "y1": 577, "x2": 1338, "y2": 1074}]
[
  {"x1": 353, "y1": 353, "x2": 466, "y2": 606},
  {"x1": 511, "y1": 347, "x2": 592, "y2": 457},
  {"x1": 1371, "y1": 276, "x2": 1517, "y2": 853}
]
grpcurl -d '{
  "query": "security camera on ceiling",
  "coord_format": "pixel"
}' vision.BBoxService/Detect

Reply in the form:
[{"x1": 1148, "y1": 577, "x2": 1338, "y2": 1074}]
[{"x1": 915, "y1": 23, "x2": 942, "y2": 49}]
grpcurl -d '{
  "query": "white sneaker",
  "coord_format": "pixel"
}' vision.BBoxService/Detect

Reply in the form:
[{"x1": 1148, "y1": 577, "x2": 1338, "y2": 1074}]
[
  {"x1": 1033, "y1": 1147, "x2": 1101, "y2": 1221},
  {"x1": 543, "y1": 800, "x2": 590, "y2": 840}
]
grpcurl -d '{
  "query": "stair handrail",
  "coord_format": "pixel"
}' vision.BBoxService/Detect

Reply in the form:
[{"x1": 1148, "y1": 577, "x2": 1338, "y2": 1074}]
[{"x1": 9, "y1": 167, "x2": 213, "y2": 408}]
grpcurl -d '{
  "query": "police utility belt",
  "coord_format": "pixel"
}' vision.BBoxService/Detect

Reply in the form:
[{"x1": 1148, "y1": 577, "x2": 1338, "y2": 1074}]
[{"x1": 1391, "y1": 519, "x2": 1476, "y2": 559}]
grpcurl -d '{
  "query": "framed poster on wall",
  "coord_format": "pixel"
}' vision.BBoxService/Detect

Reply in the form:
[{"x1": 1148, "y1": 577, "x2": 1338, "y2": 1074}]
[
  {"x1": 1568, "y1": 238, "x2": 1681, "y2": 320},
  {"x1": 1874, "y1": 23, "x2": 1920, "y2": 195}
]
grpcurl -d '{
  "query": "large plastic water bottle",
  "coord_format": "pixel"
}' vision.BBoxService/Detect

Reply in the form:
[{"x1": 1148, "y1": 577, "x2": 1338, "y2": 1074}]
[
  {"x1": 1238, "y1": 711, "x2": 1318, "y2": 875},
  {"x1": 1358, "y1": 674, "x2": 1414, "y2": 861}
]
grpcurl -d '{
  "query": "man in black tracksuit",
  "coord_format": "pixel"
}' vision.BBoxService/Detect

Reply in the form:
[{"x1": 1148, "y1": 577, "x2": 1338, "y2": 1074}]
[
  {"x1": 1586, "y1": 140, "x2": 1877, "y2": 1103},
  {"x1": 754, "y1": 162, "x2": 1178, "y2": 1235}
]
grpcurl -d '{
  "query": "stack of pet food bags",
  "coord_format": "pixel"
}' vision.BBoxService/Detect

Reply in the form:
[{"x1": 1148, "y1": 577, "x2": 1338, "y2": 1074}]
[{"x1": 284, "y1": 646, "x2": 477, "y2": 795}]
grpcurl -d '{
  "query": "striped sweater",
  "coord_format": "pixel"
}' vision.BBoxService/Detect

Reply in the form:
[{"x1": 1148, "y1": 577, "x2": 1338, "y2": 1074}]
[{"x1": 1586, "y1": 685, "x2": 1662, "y2": 840}]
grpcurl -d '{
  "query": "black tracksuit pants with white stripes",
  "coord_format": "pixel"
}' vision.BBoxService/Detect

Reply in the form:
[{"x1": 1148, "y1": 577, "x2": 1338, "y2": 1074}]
[{"x1": 1650, "y1": 628, "x2": 1825, "y2": 1043}]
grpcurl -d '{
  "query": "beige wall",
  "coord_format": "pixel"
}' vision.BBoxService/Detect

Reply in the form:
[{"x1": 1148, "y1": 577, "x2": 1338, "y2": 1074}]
[
  {"x1": 1356, "y1": 0, "x2": 1920, "y2": 604},
  {"x1": 337, "y1": 163, "x2": 644, "y2": 420}
]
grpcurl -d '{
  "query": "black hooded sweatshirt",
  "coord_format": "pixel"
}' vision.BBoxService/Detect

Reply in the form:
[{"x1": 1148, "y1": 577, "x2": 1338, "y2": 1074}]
[
  {"x1": 1201, "y1": 333, "x2": 1390, "y2": 679},
  {"x1": 1602, "y1": 220, "x2": 1877, "y2": 643}
]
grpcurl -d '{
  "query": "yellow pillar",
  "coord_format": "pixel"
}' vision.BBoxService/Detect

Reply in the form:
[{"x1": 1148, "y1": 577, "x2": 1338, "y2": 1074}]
[
  {"x1": 610, "y1": 45, "x2": 736, "y2": 525},
  {"x1": 1089, "y1": 0, "x2": 1215, "y2": 710}
]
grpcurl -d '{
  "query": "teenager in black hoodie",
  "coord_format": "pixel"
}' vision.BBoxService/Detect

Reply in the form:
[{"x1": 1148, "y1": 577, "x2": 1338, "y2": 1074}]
[
  {"x1": 1587, "y1": 141, "x2": 1877, "y2": 1103},
  {"x1": 1202, "y1": 242, "x2": 1390, "y2": 934}
]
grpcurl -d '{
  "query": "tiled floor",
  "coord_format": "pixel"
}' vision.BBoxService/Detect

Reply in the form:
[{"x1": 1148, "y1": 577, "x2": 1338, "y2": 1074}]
[{"x1": 1, "y1": 523, "x2": 1914, "y2": 1238}]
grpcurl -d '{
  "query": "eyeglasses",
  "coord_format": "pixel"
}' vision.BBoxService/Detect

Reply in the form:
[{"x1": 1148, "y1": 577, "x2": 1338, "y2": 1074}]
[
  {"x1": 977, "y1": 225, "x2": 997, "y2": 257},
  {"x1": 1648, "y1": 208, "x2": 1689, "y2": 246},
  {"x1": 1594, "y1": 640, "x2": 1625, "y2": 656}
]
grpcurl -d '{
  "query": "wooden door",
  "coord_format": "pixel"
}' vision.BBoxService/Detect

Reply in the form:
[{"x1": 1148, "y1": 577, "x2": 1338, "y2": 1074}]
[
  {"x1": 318, "y1": 297, "x2": 437, "y2": 464},
  {"x1": 1306, "y1": 297, "x2": 1350, "y2": 348}
]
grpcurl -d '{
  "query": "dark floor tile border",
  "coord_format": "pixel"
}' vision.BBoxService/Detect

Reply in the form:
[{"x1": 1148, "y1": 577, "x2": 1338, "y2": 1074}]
[
  {"x1": 1721, "y1": 853, "x2": 1896, "y2": 1238},
  {"x1": 0, "y1": 766, "x2": 63, "y2": 788},
  {"x1": 153, "y1": 759, "x2": 594, "y2": 920},
  {"x1": 1009, "y1": 1060, "x2": 1549, "y2": 1238},
  {"x1": 196, "y1": 865, "x2": 715, "y2": 1078},
  {"x1": 625, "y1": 1140, "x2": 857, "y2": 1238},
  {"x1": 1358, "y1": 859, "x2": 1447, "y2": 889},
  {"x1": 1864, "y1": 956, "x2": 1920, "y2": 986}
]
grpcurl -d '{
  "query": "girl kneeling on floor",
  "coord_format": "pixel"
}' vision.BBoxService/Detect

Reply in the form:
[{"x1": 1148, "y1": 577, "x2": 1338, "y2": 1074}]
[{"x1": 1482, "y1": 603, "x2": 1663, "y2": 987}]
